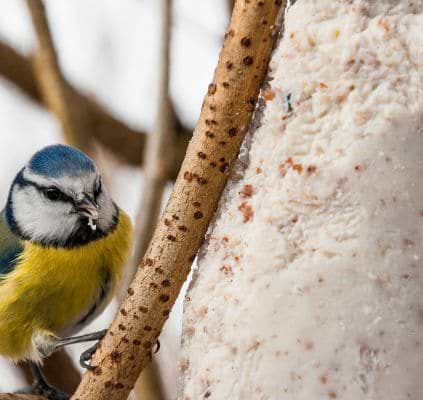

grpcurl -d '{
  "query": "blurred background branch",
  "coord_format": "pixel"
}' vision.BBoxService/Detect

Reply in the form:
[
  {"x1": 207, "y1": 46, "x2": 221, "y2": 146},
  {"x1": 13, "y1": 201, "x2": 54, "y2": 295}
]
[
  {"x1": 0, "y1": 41, "x2": 191, "y2": 177},
  {"x1": 0, "y1": 394, "x2": 46, "y2": 400},
  {"x1": 26, "y1": 0, "x2": 93, "y2": 154},
  {"x1": 129, "y1": 0, "x2": 174, "y2": 399},
  {"x1": 131, "y1": 0, "x2": 175, "y2": 290},
  {"x1": 20, "y1": 351, "x2": 81, "y2": 397},
  {"x1": 21, "y1": 0, "x2": 86, "y2": 393},
  {"x1": 0, "y1": 42, "x2": 39, "y2": 101}
]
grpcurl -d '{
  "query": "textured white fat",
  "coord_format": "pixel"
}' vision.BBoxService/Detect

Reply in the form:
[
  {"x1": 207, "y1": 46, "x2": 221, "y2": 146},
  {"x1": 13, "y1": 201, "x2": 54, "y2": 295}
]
[
  {"x1": 13, "y1": 169, "x2": 116, "y2": 244},
  {"x1": 179, "y1": 1, "x2": 423, "y2": 399}
]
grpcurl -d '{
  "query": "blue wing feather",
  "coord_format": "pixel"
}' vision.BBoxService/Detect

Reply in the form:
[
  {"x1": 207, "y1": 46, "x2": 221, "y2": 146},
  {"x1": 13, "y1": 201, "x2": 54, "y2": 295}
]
[{"x1": 0, "y1": 208, "x2": 23, "y2": 277}]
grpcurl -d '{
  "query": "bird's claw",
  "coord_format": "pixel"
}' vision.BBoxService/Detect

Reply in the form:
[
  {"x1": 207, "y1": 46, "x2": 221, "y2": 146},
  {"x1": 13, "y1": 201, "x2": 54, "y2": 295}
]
[
  {"x1": 79, "y1": 335, "x2": 160, "y2": 370},
  {"x1": 79, "y1": 329, "x2": 108, "y2": 370},
  {"x1": 154, "y1": 339, "x2": 160, "y2": 354},
  {"x1": 80, "y1": 341, "x2": 100, "y2": 370}
]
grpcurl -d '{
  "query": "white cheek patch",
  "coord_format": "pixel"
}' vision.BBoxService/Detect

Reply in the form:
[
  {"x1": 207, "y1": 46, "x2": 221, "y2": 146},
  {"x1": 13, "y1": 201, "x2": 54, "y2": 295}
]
[
  {"x1": 12, "y1": 185, "x2": 79, "y2": 245},
  {"x1": 13, "y1": 170, "x2": 117, "y2": 245}
]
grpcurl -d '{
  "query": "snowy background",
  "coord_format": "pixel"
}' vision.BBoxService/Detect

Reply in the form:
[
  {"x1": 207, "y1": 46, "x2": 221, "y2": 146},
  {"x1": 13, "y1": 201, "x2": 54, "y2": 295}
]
[{"x1": 0, "y1": 0, "x2": 229, "y2": 397}]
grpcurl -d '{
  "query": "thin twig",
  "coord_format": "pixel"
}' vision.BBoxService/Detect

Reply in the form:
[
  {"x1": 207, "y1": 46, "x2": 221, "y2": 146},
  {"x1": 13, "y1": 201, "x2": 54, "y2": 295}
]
[
  {"x1": 72, "y1": 1, "x2": 285, "y2": 399},
  {"x1": 0, "y1": 40, "x2": 190, "y2": 176}
]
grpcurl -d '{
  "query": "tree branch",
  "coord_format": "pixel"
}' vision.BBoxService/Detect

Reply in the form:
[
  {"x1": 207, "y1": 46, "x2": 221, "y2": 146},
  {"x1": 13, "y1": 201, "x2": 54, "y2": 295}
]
[
  {"x1": 21, "y1": 2, "x2": 92, "y2": 394},
  {"x1": 72, "y1": 1, "x2": 285, "y2": 399},
  {"x1": 0, "y1": 394, "x2": 46, "y2": 400},
  {"x1": 20, "y1": 351, "x2": 81, "y2": 396},
  {"x1": 0, "y1": 42, "x2": 40, "y2": 102},
  {"x1": 0, "y1": 41, "x2": 191, "y2": 176},
  {"x1": 131, "y1": 0, "x2": 175, "y2": 284},
  {"x1": 26, "y1": 0, "x2": 92, "y2": 154},
  {"x1": 227, "y1": 0, "x2": 236, "y2": 15}
]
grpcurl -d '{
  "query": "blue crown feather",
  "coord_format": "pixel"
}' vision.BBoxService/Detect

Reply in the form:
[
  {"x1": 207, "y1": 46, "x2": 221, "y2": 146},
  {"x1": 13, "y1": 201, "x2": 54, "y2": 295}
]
[{"x1": 28, "y1": 144, "x2": 96, "y2": 178}]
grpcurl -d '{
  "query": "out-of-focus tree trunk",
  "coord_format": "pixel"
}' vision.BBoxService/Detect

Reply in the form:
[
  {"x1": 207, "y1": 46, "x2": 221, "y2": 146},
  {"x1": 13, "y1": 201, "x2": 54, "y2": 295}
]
[
  {"x1": 179, "y1": 1, "x2": 423, "y2": 399},
  {"x1": 129, "y1": 0, "x2": 175, "y2": 399},
  {"x1": 129, "y1": 0, "x2": 176, "y2": 294}
]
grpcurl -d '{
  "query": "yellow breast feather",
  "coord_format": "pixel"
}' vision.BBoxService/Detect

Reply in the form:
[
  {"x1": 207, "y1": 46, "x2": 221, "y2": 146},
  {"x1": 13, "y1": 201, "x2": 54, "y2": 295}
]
[{"x1": 0, "y1": 209, "x2": 132, "y2": 362}]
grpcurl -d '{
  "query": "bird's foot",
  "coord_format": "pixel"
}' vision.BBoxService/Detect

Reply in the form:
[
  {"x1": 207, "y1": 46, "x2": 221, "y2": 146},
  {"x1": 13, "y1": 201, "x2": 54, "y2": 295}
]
[
  {"x1": 79, "y1": 338, "x2": 160, "y2": 370},
  {"x1": 56, "y1": 329, "x2": 108, "y2": 348},
  {"x1": 79, "y1": 341, "x2": 100, "y2": 370},
  {"x1": 16, "y1": 382, "x2": 69, "y2": 400},
  {"x1": 77, "y1": 329, "x2": 108, "y2": 370}
]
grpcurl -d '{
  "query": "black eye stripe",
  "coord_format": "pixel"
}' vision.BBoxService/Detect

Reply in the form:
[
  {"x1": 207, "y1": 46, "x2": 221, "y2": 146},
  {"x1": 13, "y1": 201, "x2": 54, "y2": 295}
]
[
  {"x1": 19, "y1": 179, "x2": 73, "y2": 204},
  {"x1": 42, "y1": 187, "x2": 70, "y2": 202}
]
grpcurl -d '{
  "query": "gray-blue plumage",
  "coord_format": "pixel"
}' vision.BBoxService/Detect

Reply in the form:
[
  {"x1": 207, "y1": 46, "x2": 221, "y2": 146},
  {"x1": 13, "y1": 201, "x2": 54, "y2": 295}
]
[
  {"x1": 0, "y1": 209, "x2": 23, "y2": 276},
  {"x1": 28, "y1": 144, "x2": 95, "y2": 178}
]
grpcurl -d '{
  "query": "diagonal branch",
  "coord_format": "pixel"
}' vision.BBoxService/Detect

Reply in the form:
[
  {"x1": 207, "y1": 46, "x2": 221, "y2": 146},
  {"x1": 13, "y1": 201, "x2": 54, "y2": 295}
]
[
  {"x1": 0, "y1": 41, "x2": 191, "y2": 176},
  {"x1": 0, "y1": 395, "x2": 46, "y2": 400},
  {"x1": 0, "y1": 42, "x2": 40, "y2": 102},
  {"x1": 227, "y1": 0, "x2": 236, "y2": 15},
  {"x1": 72, "y1": 1, "x2": 286, "y2": 399}
]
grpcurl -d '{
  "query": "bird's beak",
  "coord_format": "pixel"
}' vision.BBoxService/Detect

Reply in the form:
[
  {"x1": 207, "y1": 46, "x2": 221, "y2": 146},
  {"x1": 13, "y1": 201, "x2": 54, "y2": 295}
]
[{"x1": 77, "y1": 195, "x2": 99, "y2": 221}]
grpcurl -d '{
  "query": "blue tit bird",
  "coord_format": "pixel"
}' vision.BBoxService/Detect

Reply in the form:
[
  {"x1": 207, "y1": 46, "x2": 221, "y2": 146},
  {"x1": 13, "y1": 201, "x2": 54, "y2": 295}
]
[{"x1": 0, "y1": 144, "x2": 133, "y2": 399}]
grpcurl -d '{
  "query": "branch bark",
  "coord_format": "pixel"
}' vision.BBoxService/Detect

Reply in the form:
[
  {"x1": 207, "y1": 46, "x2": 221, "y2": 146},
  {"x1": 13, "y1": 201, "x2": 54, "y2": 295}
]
[
  {"x1": 227, "y1": 0, "x2": 236, "y2": 15},
  {"x1": 0, "y1": 395, "x2": 46, "y2": 400},
  {"x1": 72, "y1": 1, "x2": 285, "y2": 399},
  {"x1": 0, "y1": 41, "x2": 190, "y2": 176}
]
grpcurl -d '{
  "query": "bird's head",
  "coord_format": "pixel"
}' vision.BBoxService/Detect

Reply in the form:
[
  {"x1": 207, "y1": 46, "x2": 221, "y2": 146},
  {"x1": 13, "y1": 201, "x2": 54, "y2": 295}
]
[{"x1": 5, "y1": 144, "x2": 117, "y2": 247}]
